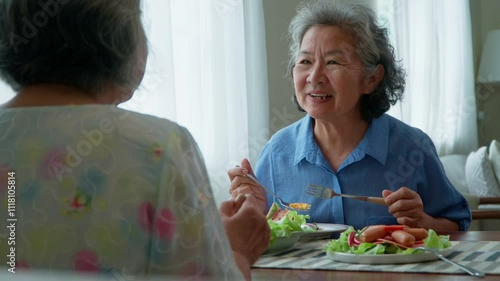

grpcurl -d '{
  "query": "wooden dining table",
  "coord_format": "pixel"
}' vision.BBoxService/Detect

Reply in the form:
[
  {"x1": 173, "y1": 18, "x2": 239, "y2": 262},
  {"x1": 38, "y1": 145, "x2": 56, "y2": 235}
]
[{"x1": 251, "y1": 231, "x2": 500, "y2": 281}]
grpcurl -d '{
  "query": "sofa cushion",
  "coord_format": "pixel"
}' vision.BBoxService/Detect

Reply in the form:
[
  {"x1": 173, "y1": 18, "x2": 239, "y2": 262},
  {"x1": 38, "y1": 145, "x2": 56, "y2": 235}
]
[
  {"x1": 440, "y1": 154, "x2": 468, "y2": 193},
  {"x1": 489, "y1": 139, "x2": 500, "y2": 183},
  {"x1": 465, "y1": 146, "x2": 500, "y2": 196}
]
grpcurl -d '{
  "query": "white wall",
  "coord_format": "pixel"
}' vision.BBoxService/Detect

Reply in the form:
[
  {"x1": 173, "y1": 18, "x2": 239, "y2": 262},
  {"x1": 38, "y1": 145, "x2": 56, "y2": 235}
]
[
  {"x1": 470, "y1": 0, "x2": 500, "y2": 147},
  {"x1": 262, "y1": 0, "x2": 306, "y2": 134}
]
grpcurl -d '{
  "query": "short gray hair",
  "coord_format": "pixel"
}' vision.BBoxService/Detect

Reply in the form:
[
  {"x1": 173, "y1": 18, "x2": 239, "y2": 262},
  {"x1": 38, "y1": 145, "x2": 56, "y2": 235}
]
[
  {"x1": 0, "y1": 0, "x2": 146, "y2": 96},
  {"x1": 288, "y1": 0, "x2": 405, "y2": 121}
]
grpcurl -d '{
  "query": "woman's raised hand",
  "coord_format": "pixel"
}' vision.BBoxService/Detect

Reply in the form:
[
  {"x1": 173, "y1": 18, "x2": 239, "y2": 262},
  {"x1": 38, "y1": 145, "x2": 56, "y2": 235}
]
[{"x1": 227, "y1": 158, "x2": 267, "y2": 214}]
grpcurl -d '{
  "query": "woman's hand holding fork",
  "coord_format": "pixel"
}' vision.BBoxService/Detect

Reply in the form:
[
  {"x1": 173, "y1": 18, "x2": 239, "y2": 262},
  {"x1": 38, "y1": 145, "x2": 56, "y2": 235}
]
[{"x1": 228, "y1": 158, "x2": 268, "y2": 214}]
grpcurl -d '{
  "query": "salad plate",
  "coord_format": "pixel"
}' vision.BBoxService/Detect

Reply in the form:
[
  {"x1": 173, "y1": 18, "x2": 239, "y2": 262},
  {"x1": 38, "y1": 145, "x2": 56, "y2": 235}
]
[
  {"x1": 265, "y1": 231, "x2": 302, "y2": 253},
  {"x1": 265, "y1": 202, "x2": 313, "y2": 253},
  {"x1": 327, "y1": 241, "x2": 457, "y2": 264},
  {"x1": 299, "y1": 223, "x2": 349, "y2": 240}
]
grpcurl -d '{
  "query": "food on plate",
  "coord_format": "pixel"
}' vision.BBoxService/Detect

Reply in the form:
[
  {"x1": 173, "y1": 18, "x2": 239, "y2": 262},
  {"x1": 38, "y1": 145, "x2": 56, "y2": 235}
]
[
  {"x1": 358, "y1": 225, "x2": 428, "y2": 246},
  {"x1": 391, "y1": 230, "x2": 415, "y2": 247},
  {"x1": 289, "y1": 202, "x2": 311, "y2": 210},
  {"x1": 358, "y1": 225, "x2": 387, "y2": 243},
  {"x1": 266, "y1": 202, "x2": 315, "y2": 245},
  {"x1": 403, "y1": 227, "x2": 429, "y2": 240},
  {"x1": 265, "y1": 202, "x2": 284, "y2": 220},
  {"x1": 325, "y1": 225, "x2": 451, "y2": 255}
]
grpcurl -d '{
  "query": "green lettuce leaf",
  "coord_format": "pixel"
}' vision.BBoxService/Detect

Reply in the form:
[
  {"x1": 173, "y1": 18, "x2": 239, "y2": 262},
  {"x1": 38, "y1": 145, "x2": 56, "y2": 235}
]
[
  {"x1": 268, "y1": 208, "x2": 311, "y2": 244},
  {"x1": 423, "y1": 229, "x2": 451, "y2": 250}
]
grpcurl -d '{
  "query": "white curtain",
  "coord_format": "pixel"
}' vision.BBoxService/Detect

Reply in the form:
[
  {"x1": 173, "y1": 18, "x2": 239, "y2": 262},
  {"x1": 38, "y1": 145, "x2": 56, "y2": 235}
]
[
  {"x1": 377, "y1": 0, "x2": 477, "y2": 155},
  {"x1": 125, "y1": 0, "x2": 269, "y2": 205},
  {"x1": 0, "y1": 0, "x2": 269, "y2": 206}
]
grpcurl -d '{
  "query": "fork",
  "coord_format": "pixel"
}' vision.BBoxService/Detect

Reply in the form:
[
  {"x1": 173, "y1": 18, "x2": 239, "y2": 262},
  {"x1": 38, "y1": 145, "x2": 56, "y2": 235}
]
[
  {"x1": 415, "y1": 247, "x2": 485, "y2": 277},
  {"x1": 245, "y1": 174, "x2": 307, "y2": 211},
  {"x1": 306, "y1": 184, "x2": 387, "y2": 205}
]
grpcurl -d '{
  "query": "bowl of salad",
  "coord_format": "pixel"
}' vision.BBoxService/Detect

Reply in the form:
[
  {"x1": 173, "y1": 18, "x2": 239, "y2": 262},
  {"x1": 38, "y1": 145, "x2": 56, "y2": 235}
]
[{"x1": 265, "y1": 203, "x2": 317, "y2": 253}]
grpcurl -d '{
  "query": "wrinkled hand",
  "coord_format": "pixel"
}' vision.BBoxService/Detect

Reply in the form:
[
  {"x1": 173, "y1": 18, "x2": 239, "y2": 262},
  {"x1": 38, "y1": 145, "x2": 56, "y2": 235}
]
[
  {"x1": 219, "y1": 194, "x2": 270, "y2": 267},
  {"x1": 383, "y1": 187, "x2": 424, "y2": 227},
  {"x1": 227, "y1": 158, "x2": 267, "y2": 213}
]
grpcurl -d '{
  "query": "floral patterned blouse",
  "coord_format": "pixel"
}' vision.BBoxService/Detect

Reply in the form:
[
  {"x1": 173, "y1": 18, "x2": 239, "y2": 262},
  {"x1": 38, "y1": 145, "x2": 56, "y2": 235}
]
[{"x1": 0, "y1": 105, "x2": 243, "y2": 280}]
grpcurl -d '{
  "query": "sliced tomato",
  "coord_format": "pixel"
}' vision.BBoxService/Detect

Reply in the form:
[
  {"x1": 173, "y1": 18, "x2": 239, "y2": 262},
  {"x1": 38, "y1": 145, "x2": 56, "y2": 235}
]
[{"x1": 271, "y1": 209, "x2": 289, "y2": 221}]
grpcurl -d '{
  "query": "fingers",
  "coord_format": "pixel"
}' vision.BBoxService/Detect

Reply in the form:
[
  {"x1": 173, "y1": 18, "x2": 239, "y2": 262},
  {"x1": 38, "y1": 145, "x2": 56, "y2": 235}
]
[
  {"x1": 227, "y1": 158, "x2": 258, "y2": 195},
  {"x1": 219, "y1": 200, "x2": 233, "y2": 216},
  {"x1": 227, "y1": 159, "x2": 268, "y2": 213},
  {"x1": 222, "y1": 194, "x2": 270, "y2": 265},
  {"x1": 387, "y1": 198, "x2": 421, "y2": 214},
  {"x1": 232, "y1": 193, "x2": 249, "y2": 213},
  {"x1": 219, "y1": 194, "x2": 248, "y2": 216},
  {"x1": 382, "y1": 189, "x2": 393, "y2": 199},
  {"x1": 235, "y1": 193, "x2": 248, "y2": 205},
  {"x1": 391, "y1": 208, "x2": 420, "y2": 219},
  {"x1": 229, "y1": 175, "x2": 253, "y2": 193},
  {"x1": 385, "y1": 187, "x2": 423, "y2": 227},
  {"x1": 396, "y1": 217, "x2": 420, "y2": 228},
  {"x1": 227, "y1": 158, "x2": 254, "y2": 180},
  {"x1": 241, "y1": 194, "x2": 262, "y2": 212},
  {"x1": 234, "y1": 194, "x2": 261, "y2": 218},
  {"x1": 391, "y1": 207, "x2": 422, "y2": 227},
  {"x1": 229, "y1": 182, "x2": 259, "y2": 199},
  {"x1": 228, "y1": 170, "x2": 261, "y2": 197},
  {"x1": 227, "y1": 160, "x2": 254, "y2": 198},
  {"x1": 227, "y1": 165, "x2": 248, "y2": 182},
  {"x1": 240, "y1": 158, "x2": 255, "y2": 175},
  {"x1": 383, "y1": 187, "x2": 413, "y2": 205}
]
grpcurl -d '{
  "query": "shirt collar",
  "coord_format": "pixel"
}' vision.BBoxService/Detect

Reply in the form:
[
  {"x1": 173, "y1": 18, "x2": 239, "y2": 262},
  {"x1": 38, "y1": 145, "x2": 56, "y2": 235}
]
[{"x1": 293, "y1": 114, "x2": 389, "y2": 166}]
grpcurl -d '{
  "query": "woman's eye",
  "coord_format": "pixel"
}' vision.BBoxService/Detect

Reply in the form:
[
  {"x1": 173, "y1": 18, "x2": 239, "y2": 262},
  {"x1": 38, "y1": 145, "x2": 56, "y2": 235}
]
[
  {"x1": 327, "y1": 60, "x2": 338, "y2": 65},
  {"x1": 298, "y1": 59, "x2": 311, "y2": 64}
]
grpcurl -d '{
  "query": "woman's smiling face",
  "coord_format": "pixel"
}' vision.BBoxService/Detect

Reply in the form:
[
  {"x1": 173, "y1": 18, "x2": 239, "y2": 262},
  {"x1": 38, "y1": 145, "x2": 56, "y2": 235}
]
[{"x1": 293, "y1": 25, "x2": 373, "y2": 123}]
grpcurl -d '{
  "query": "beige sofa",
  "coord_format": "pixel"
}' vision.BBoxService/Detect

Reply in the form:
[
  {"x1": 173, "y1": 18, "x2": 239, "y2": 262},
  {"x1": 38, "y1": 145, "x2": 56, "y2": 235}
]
[{"x1": 440, "y1": 154, "x2": 500, "y2": 231}]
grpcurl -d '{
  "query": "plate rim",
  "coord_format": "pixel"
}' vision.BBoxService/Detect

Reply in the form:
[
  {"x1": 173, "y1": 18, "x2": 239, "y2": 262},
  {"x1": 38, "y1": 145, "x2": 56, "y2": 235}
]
[
  {"x1": 265, "y1": 231, "x2": 302, "y2": 253},
  {"x1": 315, "y1": 223, "x2": 350, "y2": 232},
  {"x1": 299, "y1": 223, "x2": 349, "y2": 240}
]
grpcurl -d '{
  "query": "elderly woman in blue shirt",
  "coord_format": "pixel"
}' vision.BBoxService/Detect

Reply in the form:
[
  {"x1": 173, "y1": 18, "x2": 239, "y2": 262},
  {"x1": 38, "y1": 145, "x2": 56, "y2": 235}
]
[{"x1": 228, "y1": 0, "x2": 471, "y2": 231}]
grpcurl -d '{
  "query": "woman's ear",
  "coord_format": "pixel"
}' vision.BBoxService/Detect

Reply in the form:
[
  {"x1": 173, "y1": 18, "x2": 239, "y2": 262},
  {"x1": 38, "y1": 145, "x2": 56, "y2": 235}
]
[{"x1": 363, "y1": 64, "x2": 384, "y2": 94}]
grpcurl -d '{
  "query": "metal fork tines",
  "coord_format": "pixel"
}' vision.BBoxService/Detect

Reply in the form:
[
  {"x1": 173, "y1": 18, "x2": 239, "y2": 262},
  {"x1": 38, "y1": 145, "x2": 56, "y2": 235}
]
[
  {"x1": 306, "y1": 184, "x2": 334, "y2": 199},
  {"x1": 306, "y1": 184, "x2": 387, "y2": 205}
]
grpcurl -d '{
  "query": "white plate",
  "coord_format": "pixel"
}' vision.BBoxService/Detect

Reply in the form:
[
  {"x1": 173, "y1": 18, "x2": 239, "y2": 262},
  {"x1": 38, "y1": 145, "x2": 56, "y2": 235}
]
[
  {"x1": 327, "y1": 242, "x2": 457, "y2": 264},
  {"x1": 265, "y1": 232, "x2": 302, "y2": 253},
  {"x1": 299, "y1": 223, "x2": 349, "y2": 241}
]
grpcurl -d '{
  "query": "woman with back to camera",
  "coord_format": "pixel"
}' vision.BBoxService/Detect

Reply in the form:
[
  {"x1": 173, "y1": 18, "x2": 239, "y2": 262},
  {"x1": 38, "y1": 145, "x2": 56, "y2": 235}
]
[
  {"x1": 228, "y1": 0, "x2": 470, "y2": 232},
  {"x1": 0, "y1": 0, "x2": 269, "y2": 280}
]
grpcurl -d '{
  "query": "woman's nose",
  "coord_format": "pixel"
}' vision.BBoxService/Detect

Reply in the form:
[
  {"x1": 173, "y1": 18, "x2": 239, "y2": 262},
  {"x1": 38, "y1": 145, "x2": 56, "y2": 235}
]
[{"x1": 306, "y1": 63, "x2": 326, "y2": 85}]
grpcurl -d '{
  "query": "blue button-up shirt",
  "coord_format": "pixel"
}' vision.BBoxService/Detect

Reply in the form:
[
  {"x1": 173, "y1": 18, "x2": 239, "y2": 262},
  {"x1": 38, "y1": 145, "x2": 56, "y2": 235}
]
[{"x1": 255, "y1": 114, "x2": 471, "y2": 230}]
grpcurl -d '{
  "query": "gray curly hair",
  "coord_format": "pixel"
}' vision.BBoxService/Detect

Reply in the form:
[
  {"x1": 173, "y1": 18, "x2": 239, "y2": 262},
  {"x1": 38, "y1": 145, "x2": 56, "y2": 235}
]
[
  {"x1": 0, "y1": 0, "x2": 146, "y2": 96},
  {"x1": 287, "y1": 0, "x2": 406, "y2": 122}
]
